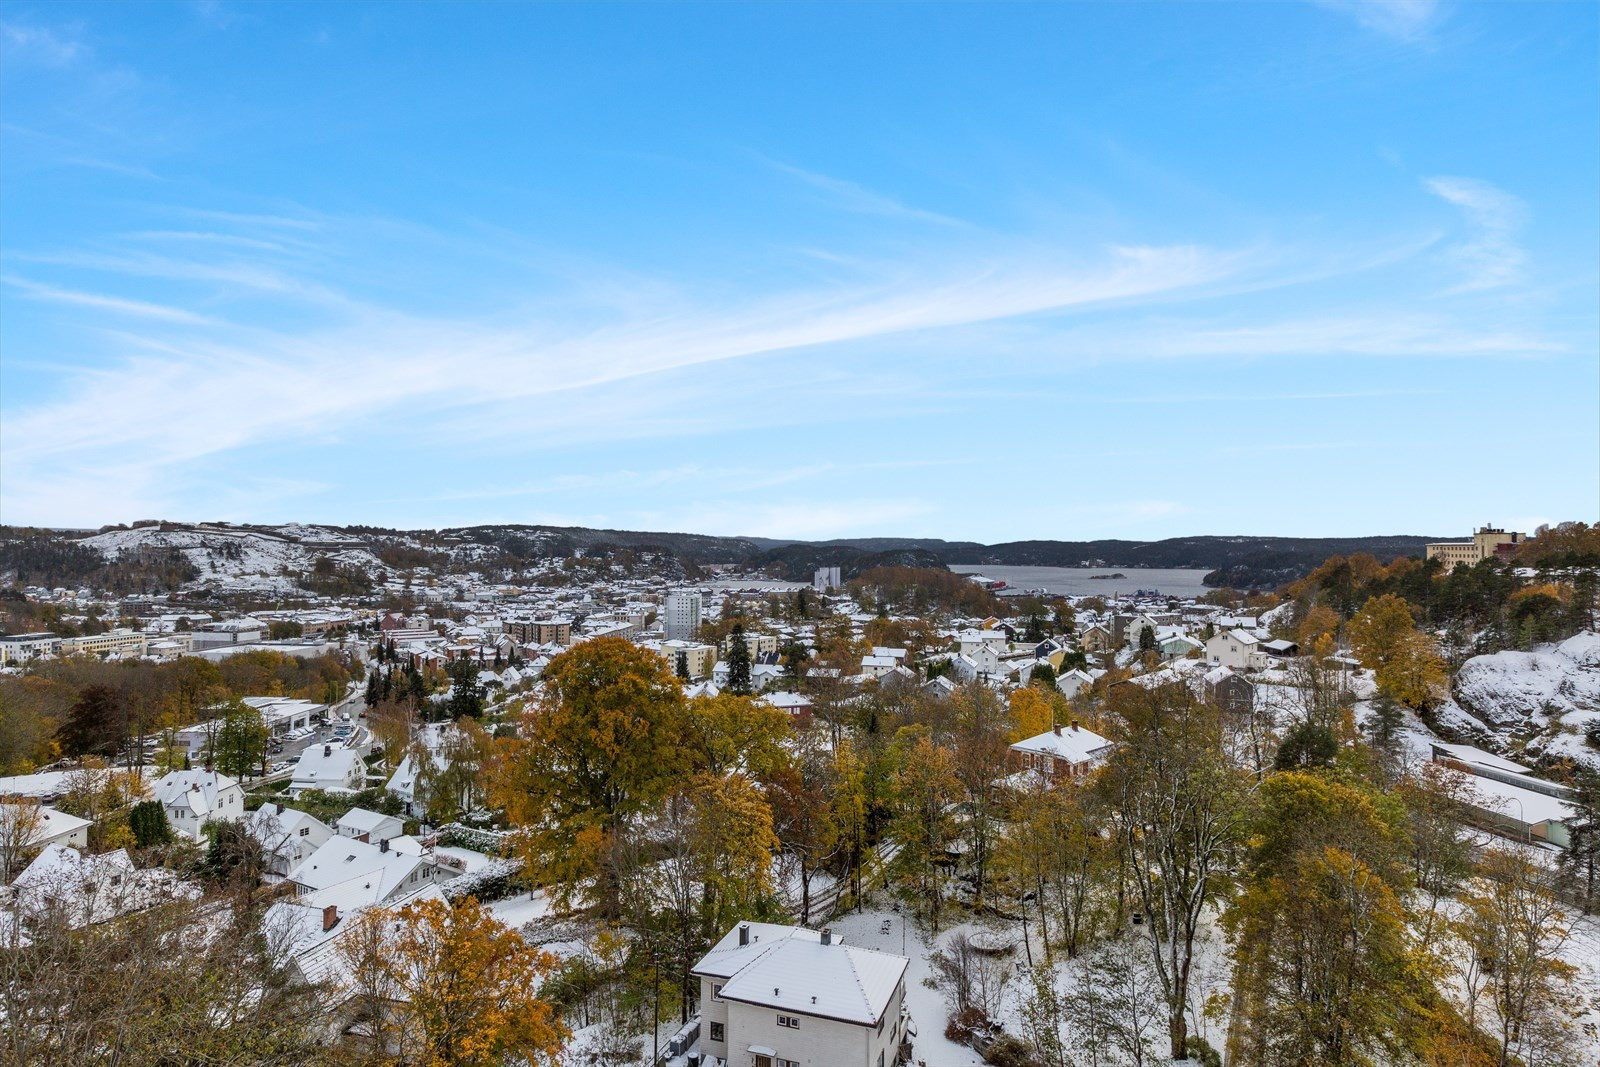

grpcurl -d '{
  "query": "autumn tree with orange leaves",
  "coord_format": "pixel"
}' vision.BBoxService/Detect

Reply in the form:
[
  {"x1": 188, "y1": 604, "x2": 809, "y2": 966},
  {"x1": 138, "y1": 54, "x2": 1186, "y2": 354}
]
[
  {"x1": 491, "y1": 637, "x2": 688, "y2": 918},
  {"x1": 341, "y1": 895, "x2": 566, "y2": 1067}
]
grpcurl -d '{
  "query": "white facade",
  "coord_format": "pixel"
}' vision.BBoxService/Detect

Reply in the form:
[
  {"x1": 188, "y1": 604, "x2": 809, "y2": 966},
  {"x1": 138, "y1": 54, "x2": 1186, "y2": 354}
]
[
  {"x1": 694, "y1": 923, "x2": 909, "y2": 1067},
  {"x1": 336, "y1": 807, "x2": 405, "y2": 844},
  {"x1": 0, "y1": 633, "x2": 62, "y2": 665},
  {"x1": 150, "y1": 769, "x2": 246, "y2": 841},
  {"x1": 0, "y1": 803, "x2": 91, "y2": 858},
  {"x1": 289, "y1": 743, "x2": 367, "y2": 796},
  {"x1": 244, "y1": 803, "x2": 336, "y2": 877},
  {"x1": 1205, "y1": 629, "x2": 1260, "y2": 670},
  {"x1": 812, "y1": 566, "x2": 842, "y2": 594},
  {"x1": 665, "y1": 590, "x2": 703, "y2": 642}
]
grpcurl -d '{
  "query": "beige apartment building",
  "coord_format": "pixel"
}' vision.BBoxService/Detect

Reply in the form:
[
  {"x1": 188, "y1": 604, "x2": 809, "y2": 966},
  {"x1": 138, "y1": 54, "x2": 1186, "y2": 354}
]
[{"x1": 1426, "y1": 526, "x2": 1525, "y2": 569}]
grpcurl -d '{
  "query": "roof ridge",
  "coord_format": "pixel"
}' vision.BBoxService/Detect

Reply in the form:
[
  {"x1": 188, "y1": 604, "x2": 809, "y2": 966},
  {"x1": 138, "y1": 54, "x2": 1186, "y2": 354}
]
[{"x1": 840, "y1": 940, "x2": 873, "y2": 1020}]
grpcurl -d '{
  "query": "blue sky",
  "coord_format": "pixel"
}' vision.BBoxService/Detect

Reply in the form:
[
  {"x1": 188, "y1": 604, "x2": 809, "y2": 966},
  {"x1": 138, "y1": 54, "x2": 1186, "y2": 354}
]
[{"x1": 1, "y1": 1, "x2": 1595, "y2": 541}]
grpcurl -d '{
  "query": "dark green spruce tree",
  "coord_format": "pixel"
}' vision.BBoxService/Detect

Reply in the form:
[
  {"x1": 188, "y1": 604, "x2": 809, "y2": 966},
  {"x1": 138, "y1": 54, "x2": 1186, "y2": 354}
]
[{"x1": 726, "y1": 623, "x2": 753, "y2": 695}]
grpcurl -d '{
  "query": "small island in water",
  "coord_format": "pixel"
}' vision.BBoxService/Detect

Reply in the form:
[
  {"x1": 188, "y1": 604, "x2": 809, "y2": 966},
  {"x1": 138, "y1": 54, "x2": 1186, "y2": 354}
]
[{"x1": 1088, "y1": 572, "x2": 1127, "y2": 580}]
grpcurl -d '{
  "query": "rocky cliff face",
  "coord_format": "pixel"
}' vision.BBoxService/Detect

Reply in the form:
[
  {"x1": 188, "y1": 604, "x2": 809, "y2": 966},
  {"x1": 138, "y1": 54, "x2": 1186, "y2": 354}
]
[{"x1": 1435, "y1": 632, "x2": 1600, "y2": 772}]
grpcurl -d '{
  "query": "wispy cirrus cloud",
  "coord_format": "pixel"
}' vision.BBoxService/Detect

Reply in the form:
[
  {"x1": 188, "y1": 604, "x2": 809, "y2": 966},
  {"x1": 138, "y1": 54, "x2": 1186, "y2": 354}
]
[
  {"x1": 0, "y1": 21, "x2": 88, "y2": 66},
  {"x1": 0, "y1": 185, "x2": 1568, "y2": 529},
  {"x1": 1314, "y1": 0, "x2": 1443, "y2": 41},
  {"x1": 2, "y1": 275, "x2": 215, "y2": 324},
  {"x1": 764, "y1": 158, "x2": 967, "y2": 227},
  {"x1": 1423, "y1": 176, "x2": 1528, "y2": 291}
]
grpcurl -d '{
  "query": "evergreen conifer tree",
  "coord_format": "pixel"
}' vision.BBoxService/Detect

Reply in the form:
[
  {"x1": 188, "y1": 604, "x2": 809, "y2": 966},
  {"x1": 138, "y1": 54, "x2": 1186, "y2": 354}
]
[{"x1": 726, "y1": 623, "x2": 752, "y2": 695}]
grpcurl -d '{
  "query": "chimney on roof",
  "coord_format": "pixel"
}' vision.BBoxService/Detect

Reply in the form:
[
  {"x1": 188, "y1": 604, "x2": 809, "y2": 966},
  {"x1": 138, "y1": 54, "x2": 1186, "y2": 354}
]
[
  {"x1": 380, "y1": 838, "x2": 389, "y2": 853},
  {"x1": 322, "y1": 905, "x2": 340, "y2": 931},
  {"x1": 1071, "y1": 720, "x2": 1080, "y2": 732},
  {"x1": 1052, "y1": 723, "x2": 1061, "y2": 736},
  {"x1": 324, "y1": 745, "x2": 332, "y2": 757},
  {"x1": 821, "y1": 928, "x2": 833, "y2": 946},
  {"x1": 739, "y1": 923, "x2": 750, "y2": 946},
  {"x1": 203, "y1": 762, "x2": 213, "y2": 774}
]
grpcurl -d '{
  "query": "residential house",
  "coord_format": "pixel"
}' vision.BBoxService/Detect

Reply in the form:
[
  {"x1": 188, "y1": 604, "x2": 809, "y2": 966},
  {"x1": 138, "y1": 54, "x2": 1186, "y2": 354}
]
[
  {"x1": 0, "y1": 803, "x2": 91, "y2": 859},
  {"x1": 290, "y1": 743, "x2": 367, "y2": 797},
  {"x1": 1078, "y1": 624, "x2": 1115, "y2": 654},
  {"x1": 287, "y1": 836, "x2": 458, "y2": 907},
  {"x1": 1205, "y1": 629, "x2": 1260, "y2": 671},
  {"x1": 336, "y1": 807, "x2": 405, "y2": 845},
  {"x1": 1203, "y1": 667, "x2": 1255, "y2": 716},
  {"x1": 1156, "y1": 633, "x2": 1204, "y2": 660},
  {"x1": 1007, "y1": 722, "x2": 1113, "y2": 782},
  {"x1": 8, "y1": 844, "x2": 197, "y2": 926},
  {"x1": 693, "y1": 922, "x2": 910, "y2": 1067},
  {"x1": 1054, "y1": 668, "x2": 1098, "y2": 700},
  {"x1": 760, "y1": 691, "x2": 814, "y2": 727},
  {"x1": 150, "y1": 768, "x2": 246, "y2": 841},
  {"x1": 244, "y1": 803, "x2": 336, "y2": 878},
  {"x1": 859, "y1": 655, "x2": 898, "y2": 680}
]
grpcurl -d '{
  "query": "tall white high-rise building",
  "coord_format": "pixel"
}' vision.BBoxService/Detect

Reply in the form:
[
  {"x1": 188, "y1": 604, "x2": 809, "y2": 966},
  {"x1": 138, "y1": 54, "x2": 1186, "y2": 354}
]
[
  {"x1": 664, "y1": 590, "x2": 702, "y2": 642},
  {"x1": 813, "y1": 566, "x2": 842, "y2": 594}
]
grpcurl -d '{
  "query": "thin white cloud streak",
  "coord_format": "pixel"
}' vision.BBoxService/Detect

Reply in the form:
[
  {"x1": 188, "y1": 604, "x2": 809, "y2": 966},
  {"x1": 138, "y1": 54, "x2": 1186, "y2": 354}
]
[
  {"x1": 2, "y1": 275, "x2": 215, "y2": 324},
  {"x1": 1424, "y1": 176, "x2": 1528, "y2": 291},
  {"x1": 764, "y1": 158, "x2": 967, "y2": 227},
  {"x1": 1314, "y1": 0, "x2": 1441, "y2": 41}
]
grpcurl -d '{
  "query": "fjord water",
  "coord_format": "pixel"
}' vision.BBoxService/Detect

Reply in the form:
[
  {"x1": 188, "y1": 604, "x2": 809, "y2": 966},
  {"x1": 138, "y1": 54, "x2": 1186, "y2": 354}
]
[{"x1": 948, "y1": 566, "x2": 1215, "y2": 599}]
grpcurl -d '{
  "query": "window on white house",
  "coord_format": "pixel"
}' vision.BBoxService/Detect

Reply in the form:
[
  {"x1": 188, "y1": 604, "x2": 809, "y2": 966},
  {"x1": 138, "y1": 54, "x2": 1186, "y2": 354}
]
[
  {"x1": 708, "y1": 1022, "x2": 724, "y2": 1042},
  {"x1": 299, "y1": 827, "x2": 310, "y2": 837},
  {"x1": 713, "y1": 984, "x2": 723, "y2": 1000}
]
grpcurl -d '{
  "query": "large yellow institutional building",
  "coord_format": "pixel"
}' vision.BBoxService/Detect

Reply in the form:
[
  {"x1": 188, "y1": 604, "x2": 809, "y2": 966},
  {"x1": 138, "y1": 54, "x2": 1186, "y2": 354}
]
[{"x1": 1425, "y1": 526, "x2": 1525, "y2": 569}]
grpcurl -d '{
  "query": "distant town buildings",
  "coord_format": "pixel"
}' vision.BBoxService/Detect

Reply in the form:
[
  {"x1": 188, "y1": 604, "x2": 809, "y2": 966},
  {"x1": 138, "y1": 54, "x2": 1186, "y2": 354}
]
[
  {"x1": 1426, "y1": 525, "x2": 1525, "y2": 568},
  {"x1": 503, "y1": 617, "x2": 572, "y2": 646},
  {"x1": 664, "y1": 589, "x2": 702, "y2": 642}
]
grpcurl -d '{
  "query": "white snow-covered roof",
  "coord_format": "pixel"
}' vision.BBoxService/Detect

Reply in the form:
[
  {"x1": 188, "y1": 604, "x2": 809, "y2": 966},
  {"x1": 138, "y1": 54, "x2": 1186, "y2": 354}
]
[
  {"x1": 291, "y1": 745, "x2": 364, "y2": 790},
  {"x1": 151, "y1": 769, "x2": 240, "y2": 820},
  {"x1": 1467, "y1": 775, "x2": 1577, "y2": 828},
  {"x1": 0, "y1": 804, "x2": 90, "y2": 847},
  {"x1": 287, "y1": 836, "x2": 450, "y2": 903},
  {"x1": 1010, "y1": 723, "x2": 1113, "y2": 765},
  {"x1": 337, "y1": 807, "x2": 401, "y2": 834},
  {"x1": 693, "y1": 923, "x2": 908, "y2": 1026}
]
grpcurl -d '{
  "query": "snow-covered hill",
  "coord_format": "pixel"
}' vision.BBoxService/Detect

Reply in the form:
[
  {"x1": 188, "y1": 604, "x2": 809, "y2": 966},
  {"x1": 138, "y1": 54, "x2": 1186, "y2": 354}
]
[
  {"x1": 1436, "y1": 632, "x2": 1600, "y2": 772},
  {"x1": 80, "y1": 524, "x2": 388, "y2": 594}
]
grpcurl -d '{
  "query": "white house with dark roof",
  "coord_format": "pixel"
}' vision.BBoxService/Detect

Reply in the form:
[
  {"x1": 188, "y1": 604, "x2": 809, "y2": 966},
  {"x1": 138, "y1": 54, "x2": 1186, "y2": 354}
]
[
  {"x1": 149, "y1": 768, "x2": 245, "y2": 841},
  {"x1": 693, "y1": 921, "x2": 909, "y2": 1067}
]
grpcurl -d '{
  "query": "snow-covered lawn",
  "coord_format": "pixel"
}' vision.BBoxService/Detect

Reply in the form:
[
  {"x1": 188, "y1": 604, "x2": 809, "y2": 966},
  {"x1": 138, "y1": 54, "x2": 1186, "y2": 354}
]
[
  {"x1": 830, "y1": 906, "x2": 989, "y2": 1067},
  {"x1": 486, "y1": 889, "x2": 557, "y2": 931}
]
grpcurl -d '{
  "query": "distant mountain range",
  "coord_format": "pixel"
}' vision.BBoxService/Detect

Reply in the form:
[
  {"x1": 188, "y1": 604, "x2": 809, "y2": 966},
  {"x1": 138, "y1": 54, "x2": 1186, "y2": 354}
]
[{"x1": 1, "y1": 521, "x2": 1441, "y2": 593}]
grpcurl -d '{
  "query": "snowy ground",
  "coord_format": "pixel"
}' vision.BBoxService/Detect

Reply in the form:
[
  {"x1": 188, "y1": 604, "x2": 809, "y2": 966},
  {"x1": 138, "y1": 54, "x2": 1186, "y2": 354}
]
[
  {"x1": 486, "y1": 889, "x2": 558, "y2": 932},
  {"x1": 830, "y1": 905, "x2": 988, "y2": 1067}
]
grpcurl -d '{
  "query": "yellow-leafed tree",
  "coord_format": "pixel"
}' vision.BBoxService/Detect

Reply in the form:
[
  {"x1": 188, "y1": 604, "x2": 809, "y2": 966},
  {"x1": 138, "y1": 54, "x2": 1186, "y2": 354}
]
[{"x1": 382, "y1": 895, "x2": 566, "y2": 1067}]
